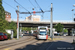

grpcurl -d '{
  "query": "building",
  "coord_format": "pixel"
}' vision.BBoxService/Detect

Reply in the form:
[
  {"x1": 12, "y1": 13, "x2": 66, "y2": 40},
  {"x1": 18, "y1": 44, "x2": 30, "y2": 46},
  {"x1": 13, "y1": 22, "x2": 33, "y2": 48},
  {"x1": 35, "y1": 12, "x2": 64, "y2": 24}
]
[
  {"x1": 5, "y1": 11, "x2": 11, "y2": 21},
  {"x1": 25, "y1": 15, "x2": 40, "y2": 22}
]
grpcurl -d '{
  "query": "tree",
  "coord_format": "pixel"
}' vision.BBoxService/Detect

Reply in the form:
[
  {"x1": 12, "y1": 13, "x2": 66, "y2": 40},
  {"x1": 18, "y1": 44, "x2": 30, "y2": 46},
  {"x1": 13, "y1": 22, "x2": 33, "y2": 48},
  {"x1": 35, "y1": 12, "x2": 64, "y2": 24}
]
[
  {"x1": 0, "y1": 0, "x2": 9, "y2": 32},
  {"x1": 63, "y1": 29, "x2": 68, "y2": 33},
  {"x1": 54, "y1": 23, "x2": 63, "y2": 33},
  {"x1": 7, "y1": 21, "x2": 17, "y2": 38},
  {"x1": 0, "y1": 0, "x2": 5, "y2": 20},
  {"x1": 0, "y1": 19, "x2": 9, "y2": 32},
  {"x1": 22, "y1": 27, "x2": 31, "y2": 32}
]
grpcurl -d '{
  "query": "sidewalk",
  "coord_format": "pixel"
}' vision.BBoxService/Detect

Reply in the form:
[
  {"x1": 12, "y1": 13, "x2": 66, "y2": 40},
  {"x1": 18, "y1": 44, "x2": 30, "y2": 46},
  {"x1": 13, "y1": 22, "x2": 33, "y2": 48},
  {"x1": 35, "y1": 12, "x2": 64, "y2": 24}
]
[{"x1": 0, "y1": 36, "x2": 30, "y2": 44}]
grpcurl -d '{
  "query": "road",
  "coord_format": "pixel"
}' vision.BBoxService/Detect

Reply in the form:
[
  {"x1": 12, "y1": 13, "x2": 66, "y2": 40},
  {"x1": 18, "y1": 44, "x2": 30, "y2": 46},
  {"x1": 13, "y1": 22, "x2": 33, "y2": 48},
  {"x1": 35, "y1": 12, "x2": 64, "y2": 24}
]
[
  {"x1": 15, "y1": 36, "x2": 75, "y2": 50},
  {"x1": 0, "y1": 35, "x2": 75, "y2": 50}
]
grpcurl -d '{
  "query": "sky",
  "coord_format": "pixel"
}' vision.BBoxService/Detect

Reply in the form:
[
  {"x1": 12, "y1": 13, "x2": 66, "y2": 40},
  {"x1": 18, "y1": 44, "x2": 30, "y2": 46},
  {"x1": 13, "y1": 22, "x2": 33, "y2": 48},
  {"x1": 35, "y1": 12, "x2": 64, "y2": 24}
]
[{"x1": 2, "y1": 0, "x2": 75, "y2": 21}]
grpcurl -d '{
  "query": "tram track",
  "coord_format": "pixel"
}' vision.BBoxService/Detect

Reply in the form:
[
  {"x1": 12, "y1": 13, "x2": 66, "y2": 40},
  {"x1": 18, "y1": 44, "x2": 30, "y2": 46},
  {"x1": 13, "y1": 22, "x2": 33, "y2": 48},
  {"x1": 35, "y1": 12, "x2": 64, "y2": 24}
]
[
  {"x1": 0, "y1": 36, "x2": 36, "y2": 49},
  {"x1": 0, "y1": 36, "x2": 31, "y2": 46},
  {"x1": 0, "y1": 36, "x2": 53, "y2": 50}
]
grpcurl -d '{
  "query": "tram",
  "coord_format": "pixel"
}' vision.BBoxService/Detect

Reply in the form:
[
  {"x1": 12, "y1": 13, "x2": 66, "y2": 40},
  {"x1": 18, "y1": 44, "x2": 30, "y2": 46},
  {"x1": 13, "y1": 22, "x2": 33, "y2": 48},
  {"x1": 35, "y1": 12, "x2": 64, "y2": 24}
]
[{"x1": 37, "y1": 26, "x2": 48, "y2": 40}]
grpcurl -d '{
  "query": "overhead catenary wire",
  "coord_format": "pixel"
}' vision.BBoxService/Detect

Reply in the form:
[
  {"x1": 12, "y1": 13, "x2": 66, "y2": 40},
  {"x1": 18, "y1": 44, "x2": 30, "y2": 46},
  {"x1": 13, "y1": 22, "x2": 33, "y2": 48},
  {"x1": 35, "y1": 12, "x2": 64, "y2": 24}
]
[
  {"x1": 14, "y1": 0, "x2": 31, "y2": 14},
  {"x1": 29, "y1": 0, "x2": 37, "y2": 10},
  {"x1": 45, "y1": 5, "x2": 51, "y2": 11},
  {"x1": 3, "y1": 0, "x2": 16, "y2": 10},
  {"x1": 35, "y1": 0, "x2": 44, "y2": 13},
  {"x1": 34, "y1": 0, "x2": 44, "y2": 19}
]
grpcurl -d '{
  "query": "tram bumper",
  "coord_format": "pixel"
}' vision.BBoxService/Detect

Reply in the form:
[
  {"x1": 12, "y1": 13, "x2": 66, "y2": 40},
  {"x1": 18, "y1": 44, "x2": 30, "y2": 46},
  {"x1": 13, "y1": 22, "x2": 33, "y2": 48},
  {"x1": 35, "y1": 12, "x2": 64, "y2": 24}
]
[{"x1": 37, "y1": 35, "x2": 46, "y2": 39}]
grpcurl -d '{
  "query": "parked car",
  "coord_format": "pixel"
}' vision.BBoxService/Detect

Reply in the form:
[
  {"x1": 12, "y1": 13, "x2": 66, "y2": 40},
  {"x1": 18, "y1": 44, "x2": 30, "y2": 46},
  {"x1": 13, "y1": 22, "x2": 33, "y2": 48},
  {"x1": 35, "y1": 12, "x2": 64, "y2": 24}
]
[
  {"x1": 54, "y1": 33, "x2": 60, "y2": 36},
  {"x1": 3, "y1": 33, "x2": 8, "y2": 40},
  {"x1": 0, "y1": 33, "x2": 4, "y2": 40}
]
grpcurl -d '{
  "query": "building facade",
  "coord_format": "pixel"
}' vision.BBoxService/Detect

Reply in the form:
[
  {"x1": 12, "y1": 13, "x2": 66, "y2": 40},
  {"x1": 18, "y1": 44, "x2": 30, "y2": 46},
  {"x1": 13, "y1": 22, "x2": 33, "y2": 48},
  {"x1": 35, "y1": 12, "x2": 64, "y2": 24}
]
[
  {"x1": 5, "y1": 11, "x2": 11, "y2": 21},
  {"x1": 25, "y1": 15, "x2": 40, "y2": 22}
]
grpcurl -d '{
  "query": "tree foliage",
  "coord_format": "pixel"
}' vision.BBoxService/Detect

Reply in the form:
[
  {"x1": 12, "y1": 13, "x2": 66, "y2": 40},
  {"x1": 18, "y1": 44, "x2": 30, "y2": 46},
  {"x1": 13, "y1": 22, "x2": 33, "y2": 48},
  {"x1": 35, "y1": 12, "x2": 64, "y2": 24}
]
[
  {"x1": 7, "y1": 21, "x2": 17, "y2": 38},
  {"x1": 0, "y1": 0, "x2": 17, "y2": 38},
  {"x1": 8, "y1": 21, "x2": 17, "y2": 29},
  {"x1": 54, "y1": 23, "x2": 63, "y2": 33},
  {"x1": 0, "y1": 0, "x2": 9, "y2": 32},
  {"x1": 63, "y1": 29, "x2": 68, "y2": 33},
  {"x1": 22, "y1": 27, "x2": 31, "y2": 32},
  {"x1": 0, "y1": 0, "x2": 5, "y2": 20},
  {"x1": 0, "y1": 19, "x2": 9, "y2": 32}
]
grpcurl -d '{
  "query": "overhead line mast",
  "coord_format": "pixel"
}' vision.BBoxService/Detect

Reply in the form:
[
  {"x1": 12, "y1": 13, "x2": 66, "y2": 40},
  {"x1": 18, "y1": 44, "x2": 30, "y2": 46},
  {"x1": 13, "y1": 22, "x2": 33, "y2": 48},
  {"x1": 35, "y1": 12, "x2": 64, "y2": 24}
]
[
  {"x1": 14, "y1": 0, "x2": 31, "y2": 14},
  {"x1": 17, "y1": 10, "x2": 50, "y2": 14}
]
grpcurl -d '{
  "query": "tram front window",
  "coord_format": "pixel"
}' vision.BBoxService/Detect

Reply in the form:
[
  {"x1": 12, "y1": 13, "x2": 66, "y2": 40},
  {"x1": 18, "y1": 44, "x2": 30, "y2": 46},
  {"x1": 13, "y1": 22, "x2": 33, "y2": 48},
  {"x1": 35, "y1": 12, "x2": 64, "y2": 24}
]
[{"x1": 39, "y1": 32, "x2": 47, "y2": 35}]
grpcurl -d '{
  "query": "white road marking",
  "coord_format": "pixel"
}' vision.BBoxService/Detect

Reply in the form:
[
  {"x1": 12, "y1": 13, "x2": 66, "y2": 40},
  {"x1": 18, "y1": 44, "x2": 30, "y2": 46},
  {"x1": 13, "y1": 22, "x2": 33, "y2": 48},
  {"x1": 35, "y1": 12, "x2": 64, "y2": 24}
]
[{"x1": 46, "y1": 42, "x2": 54, "y2": 50}]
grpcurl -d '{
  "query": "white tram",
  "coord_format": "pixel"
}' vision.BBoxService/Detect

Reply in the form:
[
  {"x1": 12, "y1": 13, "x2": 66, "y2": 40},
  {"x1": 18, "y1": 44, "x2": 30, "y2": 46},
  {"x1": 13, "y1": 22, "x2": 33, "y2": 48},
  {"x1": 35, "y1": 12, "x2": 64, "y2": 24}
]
[{"x1": 37, "y1": 26, "x2": 48, "y2": 40}]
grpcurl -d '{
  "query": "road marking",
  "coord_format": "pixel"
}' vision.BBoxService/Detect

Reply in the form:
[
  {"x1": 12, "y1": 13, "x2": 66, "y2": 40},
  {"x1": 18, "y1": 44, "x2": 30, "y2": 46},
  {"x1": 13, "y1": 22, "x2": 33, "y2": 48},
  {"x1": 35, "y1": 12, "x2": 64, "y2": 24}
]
[
  {"x1": 4, "y1": 48, "x2": 10, "y2": 50},
  {"x1": 46, "y1": 42, "x2": 54, "y2": 50}
]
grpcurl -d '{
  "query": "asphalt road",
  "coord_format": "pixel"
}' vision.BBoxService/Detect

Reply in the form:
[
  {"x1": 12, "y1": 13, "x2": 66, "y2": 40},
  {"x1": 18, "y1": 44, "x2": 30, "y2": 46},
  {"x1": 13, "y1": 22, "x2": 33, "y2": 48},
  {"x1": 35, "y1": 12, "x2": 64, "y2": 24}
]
[
  {"x1": 1, "y1": 35, "x2": 75, "y2": 50},
  {"x1": 46, "y1": 41, "x2": 75, "y2": 50},
  {"x1": 15, "y1": 36, "x2": 75, "y2": 50}
]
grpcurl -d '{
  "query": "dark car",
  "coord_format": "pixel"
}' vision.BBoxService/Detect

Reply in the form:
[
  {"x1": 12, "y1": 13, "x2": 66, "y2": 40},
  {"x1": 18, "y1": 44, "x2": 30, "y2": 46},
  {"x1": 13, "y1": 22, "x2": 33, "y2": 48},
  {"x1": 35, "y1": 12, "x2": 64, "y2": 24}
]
[
  {"x1": 0, "y1": 33, "x2": 4, "y2": 40},
  {"x1": 3, "y1": 33, "x2": 8, "y2": 40}
]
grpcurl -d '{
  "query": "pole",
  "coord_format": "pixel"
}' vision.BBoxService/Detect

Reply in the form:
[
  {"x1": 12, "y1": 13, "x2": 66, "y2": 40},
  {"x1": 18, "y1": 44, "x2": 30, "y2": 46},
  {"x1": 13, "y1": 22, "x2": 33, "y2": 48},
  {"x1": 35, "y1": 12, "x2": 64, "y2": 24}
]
[
  {"x1": 50, "y1": 3, "x2": 53, "y2": 40},
  {"x1": 17, "y1": 6, "x2": 19, "y2": 39},
  {"x1": 72, "y1": 10, "x2": 73, "y2": 21}
]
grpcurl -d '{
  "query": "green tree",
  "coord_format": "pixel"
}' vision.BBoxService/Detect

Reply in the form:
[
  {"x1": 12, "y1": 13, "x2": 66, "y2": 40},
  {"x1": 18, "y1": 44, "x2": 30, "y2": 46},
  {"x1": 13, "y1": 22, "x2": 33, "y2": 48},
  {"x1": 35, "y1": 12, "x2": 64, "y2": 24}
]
[
  {"x1": 54, "y1": 23, "x2": 63, "y2": 33},
  {"x1": 0, "y1": 0, "x2": 9, "y2": 32},
  {"x1": 22, "y1": 27, "x2": 31, "y2": 32},
  {"x1": 7, "y1": 21, "x2": 17, "y2": 38},
  {"x1": 0, "y1": 0, "x2": 5, "y2": 20},
  {"x1": 0, "y1": 19, "x2": 9, "y2": 32},
  {"x1": 63, "y1": 29, "x2": 68, "y2": 33}
]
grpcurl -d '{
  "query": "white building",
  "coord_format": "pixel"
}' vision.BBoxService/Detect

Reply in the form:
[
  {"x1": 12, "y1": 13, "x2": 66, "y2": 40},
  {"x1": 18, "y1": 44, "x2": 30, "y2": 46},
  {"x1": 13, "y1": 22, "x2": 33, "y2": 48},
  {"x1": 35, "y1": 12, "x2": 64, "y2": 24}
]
[{"x1": 25, "y1": 15, "x2": 40, "y2": 22}]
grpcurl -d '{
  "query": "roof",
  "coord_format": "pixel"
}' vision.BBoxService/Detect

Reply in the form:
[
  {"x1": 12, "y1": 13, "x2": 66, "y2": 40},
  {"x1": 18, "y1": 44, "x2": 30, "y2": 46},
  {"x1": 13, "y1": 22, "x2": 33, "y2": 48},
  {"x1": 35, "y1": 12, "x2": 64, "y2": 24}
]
[{"x1": 5, "y1": 11, "x2": 11, "y2": 15}]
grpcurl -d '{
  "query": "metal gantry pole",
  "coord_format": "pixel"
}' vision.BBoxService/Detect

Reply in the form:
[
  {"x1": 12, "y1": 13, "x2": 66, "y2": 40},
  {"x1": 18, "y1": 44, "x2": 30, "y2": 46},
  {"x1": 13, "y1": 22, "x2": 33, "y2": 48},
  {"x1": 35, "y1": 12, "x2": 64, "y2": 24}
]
[
  {"x1": 72, "y1": 9, "x2": 74, "y2": 21},
  {"x1": 50, "y1": 3, "x2": 53, "y2": 40},
  {"x1": 17, "y1": 6, "x2": 19, "y2": 39}
]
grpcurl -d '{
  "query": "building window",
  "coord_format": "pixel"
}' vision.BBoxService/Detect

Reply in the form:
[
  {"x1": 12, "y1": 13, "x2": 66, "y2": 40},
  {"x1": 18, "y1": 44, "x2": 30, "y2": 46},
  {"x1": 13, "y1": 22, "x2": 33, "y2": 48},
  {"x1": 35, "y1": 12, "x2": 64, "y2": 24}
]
[{"x1": 7, "y1": 16, "x2": 8, "y2": 17}]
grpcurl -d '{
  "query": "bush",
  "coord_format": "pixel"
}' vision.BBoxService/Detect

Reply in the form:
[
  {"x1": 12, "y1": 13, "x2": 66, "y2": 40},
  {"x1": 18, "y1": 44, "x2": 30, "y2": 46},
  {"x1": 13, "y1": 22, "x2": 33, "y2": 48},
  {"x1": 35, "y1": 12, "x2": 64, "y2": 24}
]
[
  {"x1": 7, "y1": 33, "x2": 11, "y2": 39},
  {"x1": 14, "y1": 33, "x2": 17, "y2": 38}
]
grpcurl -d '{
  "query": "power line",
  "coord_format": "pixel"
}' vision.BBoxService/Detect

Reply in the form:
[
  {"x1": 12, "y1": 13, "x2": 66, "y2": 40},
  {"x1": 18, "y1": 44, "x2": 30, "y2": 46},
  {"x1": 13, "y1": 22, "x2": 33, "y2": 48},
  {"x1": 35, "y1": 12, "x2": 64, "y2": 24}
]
[
  {"x1": 35, "y1": 0, "x2": 44, "y2": 13},
  {"x1": 29, "y1": 0, "x2": 39, "y2": 11},
  {"x1": 29, "y1": 0, "x2": 36, "y2": 9},
  {"x1": 14, "y1": 0, "x2": 31, "y2": 14},
  {"x1": 3, "y1": 1, "x2": 16, "y2": 10},
  {"x1": 45, "y1": 5, "x2": 51, "y2": 10}
]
